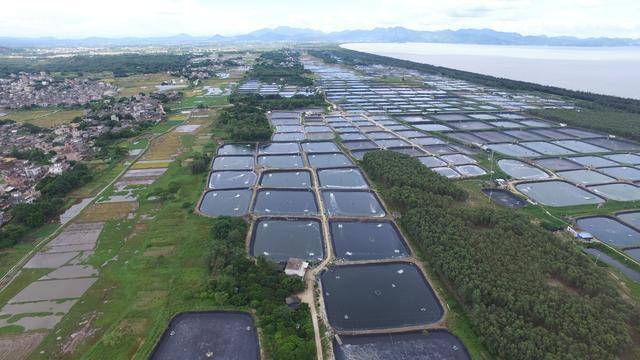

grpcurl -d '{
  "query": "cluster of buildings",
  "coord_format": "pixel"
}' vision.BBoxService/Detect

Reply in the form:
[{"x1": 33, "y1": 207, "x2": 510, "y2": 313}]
[
  {"x1": 89, "y1": 95, "x2": 165, "y2": 124},
  {"x1": 0, "y1": 73, "x2": 116, "y2": 109}
]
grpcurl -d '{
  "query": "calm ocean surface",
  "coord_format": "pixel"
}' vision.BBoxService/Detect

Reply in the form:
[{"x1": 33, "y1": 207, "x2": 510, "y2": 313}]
[{"x1": 342, "y1": 43, "x2": 640, "y2": 99}]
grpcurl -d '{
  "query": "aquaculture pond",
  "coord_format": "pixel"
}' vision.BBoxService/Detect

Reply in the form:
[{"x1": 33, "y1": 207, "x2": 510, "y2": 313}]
[
  {"x1": 556, "y1": 170, "x2": 615, "y2": 185},
  {"x1": 588, "y1": 183, "x2": 640, "y2": 201},
  {"x1": 598, "y1": 166, "x2": 640, "y2": 182},
  {"x1": 257, "y1": 154, "x2": 304, "y2": 169},
  {"x1": 583, "y1": 248, "x2": 640, "y2": 283},
  {"x1": 150, "y1": 312, "x2": 259, "y2": 360},
  {"x1": 258, "y1": 142, "x2": 300, "y2": 154},
  {"x1": 302, "y1": 141, "x2": 341, "y2": 153},
  {"x1": 251, "y1": 218, "x2": 324, "y2": 262},
  {"x1": 321, "y1": 262, "x2": 443, "y2": 331},
  {"x1": 199, "y1": 189, "x2": 253, "y2": 217},
  {"x1": 318, "y1": 168, "x2": 369, "y2": 189},
  {"x1": 330, "y1": 221, "x2": 410, "y2": 261},
  {"x1": 259, "y1": 170, "x2": 312, "y2": 188},
  {"x1": 212, "y1": 156, "x2": 254, "y2": 171},
  {"x1": 497, "y1": 159, "x2": 549, "y2": 180},
  {"x1": 482, "y1": 189, "x2": 527, "y2": 208},
  {"x1": 322, "y1": 190, "x2": 386, "y2": 217},
  {"x1": 217, "y1": 143, "x2": 256, "y2": 156},
  {"x1": 253, "y1": 189, "x2": 318, "y2": 216},
  {"x1": 576, "y1": 216, "x2": 640, "y2": 248},
  {"x1": 567, "y1": 156, "x2": 619, "y2": 168},
  {"x1": 617, "y1": 211, "x2": 640, "y2": 229},
  {"x1": 486, "y1": 143, "x2": 541, "y2": 157},
  {"x1": 532, "y1": 157, "x2": 582, "y2": 171},
  {"x1": 208, "y1": 171, "x2": 257, "y2": 189},
  {"x1": 333, "y1": 331, "x2": 470, "y2": 360},
  {"x1": 307, "y1": 153, "x2": 354, "y2": 168},
  {"x1": 516, "y1": 181, "x2": 604, "y2": 206}
]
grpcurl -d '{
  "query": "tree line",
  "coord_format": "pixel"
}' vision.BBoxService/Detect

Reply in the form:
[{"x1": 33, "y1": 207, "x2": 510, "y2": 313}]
[{"x1": 361, "y1": 150, "x2": 639, "y2": 359}]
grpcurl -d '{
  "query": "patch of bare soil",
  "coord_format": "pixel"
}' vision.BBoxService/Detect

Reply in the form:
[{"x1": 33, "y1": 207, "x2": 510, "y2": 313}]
[{"x1": 0, "y1": 331, "x2": 47, "y2": 360}]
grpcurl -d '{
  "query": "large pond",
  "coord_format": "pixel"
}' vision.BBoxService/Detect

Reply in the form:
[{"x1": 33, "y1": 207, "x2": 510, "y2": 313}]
[
  {"x1": 588, "y1": 183, "x2": 640, "y2": 201},
  {"x1": 497, "y1": 159, "x2": 549, "y2": 180},
  {"x1": 330, "y1": 221, "x2": 410, "y2": 261},
  {"x1": 212, "y1": 156, "x2": 254, "y2": 171},
  {"x1": 253, "y1": 189, "x2": 318, "y2": 216},
  {"x1": 576, "y1": 216, "x2": 640, "y2": 248},
  {"x1": 583, "y1": 248, "x2": 640, "y2": 283},
  {"x1": 556, "y1": 169, "x2": 615, "y2": 185},
  {"x1": 251, "y1": 218, "x2": 324, "y2": 263},
  {"x1": 217, "y1": 143, "x2": 256, "y2": 156},
  {"x1": 307, "y1": 153, "x2": 354, "y2": 168},
  {"x1": 208, "y1": 171, "x2": 257, "y2": 189},
  {"x1": 322, "y1": 191, "x2": 386, "y2": 217},
  {"x1": 617, "y1": 211, "x2": 640, "y2": 229},
  {"x1": 302, "y1": 141, "x2": 341, "y2": 153},
  {"x1": 516, "y1": 181, "x2": 604, "y2": 206},
  {"x1": 318, "y1": 168, "x2": 369, "y2": 189},
  {"x1": 321, "y1": 262, "x2": 443, "y2": 331},
  {"x1": 150, "y1": 312, "x2": 259, "y2": 360},
  {"x1": 199, "y1": 189, "x2": 253, "y2": 217},
  {"x1": 486, "y1": 143, "x2": 540, "y2": 158},
  {"x1": 257, "y1": 154, "x2": 304, "y2": 169},
  {"x1": 259, "y1": 170, "x2": 312, "y2": 188},
  {"x1": 333, "y1": 330, "x2": 470, "y2": 360}
]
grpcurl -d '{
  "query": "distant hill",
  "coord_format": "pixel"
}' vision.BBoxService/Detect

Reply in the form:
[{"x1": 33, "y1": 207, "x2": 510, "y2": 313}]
[{"x1": 2, "y1": 26, "x2": 639, "y2": 47}]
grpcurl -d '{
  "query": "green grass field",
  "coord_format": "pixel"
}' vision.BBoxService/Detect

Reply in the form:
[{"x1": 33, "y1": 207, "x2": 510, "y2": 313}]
[{"x1": 0, "y1": 108, "x2": 84, "y2": 127}]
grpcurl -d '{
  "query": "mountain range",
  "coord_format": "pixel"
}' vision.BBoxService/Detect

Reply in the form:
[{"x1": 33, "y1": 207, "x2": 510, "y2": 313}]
[{"x1": 2, "y1": 27, "x2": 639, "y2": 47}]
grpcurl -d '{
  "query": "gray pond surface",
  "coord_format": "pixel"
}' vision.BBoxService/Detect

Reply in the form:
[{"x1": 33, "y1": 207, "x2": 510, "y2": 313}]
[
  {"x1": 576, "y1": 216, "x2": 640, "y2": 248},
  {"x1": 217, "y1": 143, "x2": 256, "y2": 156},
  {"x1": 322, "y1": 191, "x2": 386, "y2": 217},
  {"x1": 567, "y1": 156, "x2": 619, "y2": 168},
  {"x1": 432, "y1": 167, "x2": 461, "y2": 179},
  {"x1": 556, "y1": 169, "x2": 615, "y2": 185},
  {"x1": 497, "y1": 159, "x2": 549, "y2": 180},
  {"x1": 520, "y1": 141, "x2": 575, "y2": 156},
  {"x1": 455, "y1": 165, "x2": 487, "y2": 177},
  {"x1": 588, "y1": 183, "x2": 640, "y2": 201},
  {"x1": 533, "y1": 157, "x2": 582, "y2": 171},
  {"x1": 257, "y1": 154, "x2": 304, "y2": 169},
  {"x1": 212, "y1": 156, "x2": 254, "y2": 171},
  {"x1": 603, "y1": 153, "x2": 640, "y2": 164},
  {"x1": 321, "y1": 262, "x2": 443, "y2": 331},
  {"x1": 625, "y1": 248, "x2": 640, "y2": 263},
  {"x1": 333, "y1": 330, "x2": 470, "y2": 360},
  {"x1": 330, "y1": 221, "x2": 410, "y2": 261},
  {"x1": 302, "y1": 141, "x2": 341, "y2": 153},
  {"x1": 251, "y1": 218, "x2": 324, "y2": 262},
  {"x1": 253, "y1": 189, "x2": 318, "y2": 216},
  {"x1": 486, "y1": 143, "x2": 540, "y2": 158},
  {"x1": 516, "y1": 181, "x2": 604, "y2": 206},
  {"x1": 151, "y1": 312, "x2": 259, "y2": 360},
  {"x1": 258, "y1": 142, "x2": 300, "y2": 154},
  {"x1": 617, "y1": 211, "x2": 640, "y2": 229},
  {"x1": 259, "y1": 170, "x2": 312, "y2": 188},
  {"x1": 598, "y1": 166, "x2": 640, "y2": 181},
  {"x1": 418, "y1": 156, "x2": 447, "y2": 168},
  {"x1": 199, "y1": 189, "x2": 252, "y2": 217},
  {"x1": 208, "y1": 171, "x2": 257, "y2": 189},
  {"x1": 318, "y1": 168, "x2": 369, "y2": 189},
  {"x1": 307, "y1": 153, "x2": 354, "y2": 168},
  {"x1": 583, "y1": 248, "x2": 640, "y2": 283}
]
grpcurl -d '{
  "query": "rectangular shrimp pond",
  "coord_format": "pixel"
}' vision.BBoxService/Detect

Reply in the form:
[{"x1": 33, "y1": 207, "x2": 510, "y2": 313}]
[
  {"x1": 253, "y1": 189, "x2": 318, "y2": 215},
  {"x1": 333, "y1": 330, "x2": 470, "y2": 360},
  {"x1": 576, "y1": 216, "x2": 640, "y2": 248},
  {"x1": 515, "y1": 181, "x2": 604, "y2": 206},
  {"x1": 151, "y1": 312, "x2": 259, "y2": 360},
  {"x1": 321, "y1": 190, "x2": 386, "y2": 217},
  {"x1": 199, "y1": 189, "x2": 253, "y2": 217},
  {"x1": 251, "y1": 218, "x2": 324, "y2": 263},
  {"x1": 330, "y1": 221, "x2": 411, "y2": 261},
  {"x1": 321, "y1": 262, "x2": 443, "y2": 331}
]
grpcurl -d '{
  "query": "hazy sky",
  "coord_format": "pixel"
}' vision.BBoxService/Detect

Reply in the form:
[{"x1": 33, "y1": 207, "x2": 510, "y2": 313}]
[{"x1": 1, "y1": 0, "x2": 639, "y2": 38}]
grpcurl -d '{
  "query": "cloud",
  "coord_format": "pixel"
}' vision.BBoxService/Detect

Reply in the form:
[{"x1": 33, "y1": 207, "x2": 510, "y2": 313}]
[{"x1": 446, "y1": 6, "x2": 494, "y2": 18}]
